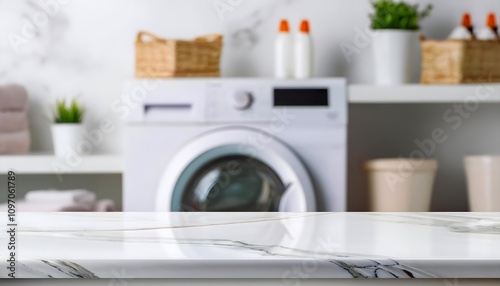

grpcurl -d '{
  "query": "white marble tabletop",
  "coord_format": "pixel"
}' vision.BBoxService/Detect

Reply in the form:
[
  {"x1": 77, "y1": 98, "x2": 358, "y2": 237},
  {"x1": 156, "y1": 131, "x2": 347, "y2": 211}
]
[{"x1": 1, "y1": 212, "x2": 500, "y2": 279}]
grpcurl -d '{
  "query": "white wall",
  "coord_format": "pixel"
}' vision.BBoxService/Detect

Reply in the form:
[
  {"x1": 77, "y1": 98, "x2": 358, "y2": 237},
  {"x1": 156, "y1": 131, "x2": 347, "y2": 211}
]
[
  {"x1": 2, "y1": 0, "x2": 500, "y2": 152},
  {"x1": 0, "y1": 0, "x2": 499, "y2": 210}
]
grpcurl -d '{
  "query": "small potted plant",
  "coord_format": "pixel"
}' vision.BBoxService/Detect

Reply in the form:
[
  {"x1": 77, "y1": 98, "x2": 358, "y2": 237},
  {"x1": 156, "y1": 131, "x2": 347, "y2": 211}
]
[
  {"x1": 370, "y1": 0, "x2": 432, "y2": 85},
  {"x1": 51, "y1": 99, "x2": 85, "y2": 157}
]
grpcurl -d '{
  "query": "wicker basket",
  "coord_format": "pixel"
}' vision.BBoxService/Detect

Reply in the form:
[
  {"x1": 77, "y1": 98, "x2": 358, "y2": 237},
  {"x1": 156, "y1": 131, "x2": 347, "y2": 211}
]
[
  {"x1": 421, "y1": 36, "x2": 500, "y2": 84},
  {"x1": 135, "y1": 31, "x2": 222, "y2": 78}
]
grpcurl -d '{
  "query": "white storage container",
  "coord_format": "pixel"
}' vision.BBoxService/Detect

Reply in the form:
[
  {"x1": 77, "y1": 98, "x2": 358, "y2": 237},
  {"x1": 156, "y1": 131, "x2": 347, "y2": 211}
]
[
  {"x1": 464, "y1": 156, "x2": 500, "y2": 211},
  {"x1": 365, "y1": 158, "x2": 437, "y2": 211}
]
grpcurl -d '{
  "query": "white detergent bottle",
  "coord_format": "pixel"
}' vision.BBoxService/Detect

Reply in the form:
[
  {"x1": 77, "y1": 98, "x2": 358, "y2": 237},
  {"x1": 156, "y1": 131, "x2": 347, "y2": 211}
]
[
  {"x1": 294, "y1": 19, "x2": 313, "y2": 79},
  {"x1": 275, "y1": 19, "x2": 293, "y2": 78},
  {"x1": 476, "y1": 13, "x2": 498, "y2": 40},
  {"x1": 448, "y1": 13, "x2": 473, "y2": 40}
]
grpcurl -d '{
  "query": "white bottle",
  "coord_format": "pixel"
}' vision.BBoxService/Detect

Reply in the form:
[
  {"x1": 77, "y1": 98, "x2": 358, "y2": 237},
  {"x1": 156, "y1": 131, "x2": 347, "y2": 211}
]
[
  {"x1": 475, "y1": 13, "x2": 498, "y2": 40},
  {"x1": 448, "y1": 13, "x2": 473, "y2": 40},
  {"x1": 294, "y1": 19, "x2": 313, "y2": 79},
  {"x1": 275, "y1": 19, "x2": 293, "y2": 79}
]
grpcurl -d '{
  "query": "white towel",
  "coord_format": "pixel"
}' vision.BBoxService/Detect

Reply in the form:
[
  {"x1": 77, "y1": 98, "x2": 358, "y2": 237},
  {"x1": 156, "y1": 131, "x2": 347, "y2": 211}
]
[
  {"x1": 94, "y1": 199, "x2": 116, "y2": 212},
  {"x1": 25, "y1": 190, "x2": 96, "y2": 204},
  {"x1": 0, "y1": 199, "x2": 116, "y2": 212},
  {"x1": 0, "y1": 201, "x2": 95, "y2": 212}
]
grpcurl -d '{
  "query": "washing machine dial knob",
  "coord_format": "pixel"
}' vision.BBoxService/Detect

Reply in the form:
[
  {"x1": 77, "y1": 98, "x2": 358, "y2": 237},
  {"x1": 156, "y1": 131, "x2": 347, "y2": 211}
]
[{"x1": 232, "y1": 91, "x2": 253, "y2": 110}]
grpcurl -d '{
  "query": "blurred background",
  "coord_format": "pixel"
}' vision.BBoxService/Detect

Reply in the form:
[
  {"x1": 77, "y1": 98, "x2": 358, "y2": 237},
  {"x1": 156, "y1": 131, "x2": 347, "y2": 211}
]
[{"x1": 0, "y1": 0, "x2": 499, "y2": 211}]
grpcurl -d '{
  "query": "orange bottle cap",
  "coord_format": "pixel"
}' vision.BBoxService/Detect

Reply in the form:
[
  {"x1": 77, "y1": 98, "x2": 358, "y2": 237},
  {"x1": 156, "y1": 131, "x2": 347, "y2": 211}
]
[
  {"x1": 299, "y1": 20, "x2": 310, "y2": 33},
  {"x1": 487, "y1": 13, "x2": 497, "y2": 28},
  {"x1": 461, "y1": 13, "x2": 472, "y2": 28},
  {"x1": 279, "y1": 19, "x2": 290, "y2": 33}
]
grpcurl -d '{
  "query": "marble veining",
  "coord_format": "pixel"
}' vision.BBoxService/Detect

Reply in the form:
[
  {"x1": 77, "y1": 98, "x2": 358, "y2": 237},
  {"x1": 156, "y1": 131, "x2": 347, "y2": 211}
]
[
  {"x1": 1, "y1": 212, "x2": 500, "y2": 279},
  {"x1": 41, "y1": 260, "x2": 98, "y2": 278},
  {"x1": 227, "y1": 0, "x2": 295, "y2": 48},
  {"x1": 366, "y1": 213, "x2": 500, "y2": 234}
]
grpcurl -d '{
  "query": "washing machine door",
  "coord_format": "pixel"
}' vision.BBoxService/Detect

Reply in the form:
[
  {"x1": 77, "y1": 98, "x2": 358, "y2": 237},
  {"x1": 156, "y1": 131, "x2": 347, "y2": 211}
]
[{"x1": 156, "y1": 129, "x2": 316, "y2": 212}]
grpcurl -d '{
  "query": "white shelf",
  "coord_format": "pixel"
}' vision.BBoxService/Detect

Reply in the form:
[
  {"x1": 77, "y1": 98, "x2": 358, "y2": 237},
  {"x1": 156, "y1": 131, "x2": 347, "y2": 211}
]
[
  {"x1": 0, "y1": 153, "x2": 122, "y2": 175},
  {"x1": 349, "y1": 84, "x2": 500, "y2": 103}
]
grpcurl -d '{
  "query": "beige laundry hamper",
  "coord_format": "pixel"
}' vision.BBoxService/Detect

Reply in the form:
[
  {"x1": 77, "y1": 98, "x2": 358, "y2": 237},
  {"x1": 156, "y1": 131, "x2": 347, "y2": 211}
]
[{"x1": 365, "y1": 159, "x2": 438, "y2": 212}]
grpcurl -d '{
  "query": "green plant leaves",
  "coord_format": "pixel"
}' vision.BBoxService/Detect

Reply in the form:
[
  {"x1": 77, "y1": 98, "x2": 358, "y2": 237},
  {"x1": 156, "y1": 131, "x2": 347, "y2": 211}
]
[
  {"x1": 370, "y1": 0, "x2": 432, "y2": 30},
  {"x1": 54, "y1": 99, "x2": 84, "y2": 123}
]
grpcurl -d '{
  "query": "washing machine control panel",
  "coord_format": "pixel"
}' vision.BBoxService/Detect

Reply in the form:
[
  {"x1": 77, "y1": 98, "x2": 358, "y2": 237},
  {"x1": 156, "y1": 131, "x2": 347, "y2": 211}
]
[
  {"x1": 127, "y1": 79, "x2": 346, "y2": 124},
  {"x1": 232, "y1": 91, "x2": 254, "y2": 110},
  {"x1": 205, "y1": 79, "x2": 347, "y2": 125}
]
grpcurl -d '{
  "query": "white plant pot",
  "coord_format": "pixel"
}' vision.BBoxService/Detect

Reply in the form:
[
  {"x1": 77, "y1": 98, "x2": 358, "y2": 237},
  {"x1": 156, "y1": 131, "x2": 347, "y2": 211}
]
[
  {"x1": 365, "y1": 158, "x2": 437, "y2": 212},
  {"x1": 372, "y1": 30, "x2": 418, "y2": 85},
  {"x1": 464, "y1": 156, "x2": 500, "y2": 212},
  {"x1": 51, "y1": 124, "x2": 84, "y2": 157}
]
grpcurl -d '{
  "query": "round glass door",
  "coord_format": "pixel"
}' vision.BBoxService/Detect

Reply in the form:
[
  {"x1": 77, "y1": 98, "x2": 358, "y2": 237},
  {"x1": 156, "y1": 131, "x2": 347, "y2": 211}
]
[
  {"x1": 157, "y1": 128, "x2": 316, "y2": 212},
  {"x1": 175, "y1": 155, "x2": 286, "y2": 212}
]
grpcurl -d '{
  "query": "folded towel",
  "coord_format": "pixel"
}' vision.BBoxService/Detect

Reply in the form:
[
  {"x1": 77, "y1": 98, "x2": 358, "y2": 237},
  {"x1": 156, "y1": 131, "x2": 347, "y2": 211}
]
[
  {"x1": 25, "y1": 189, "x2": 96, "y2": 204},
  {"x1": 0, "y1": 199, "x2": 116, "y2": 212},
  {"x1": 0, "y1": 201, "x2": 95, "y2": 212},
  {"x1": 94, "y1": 199, "x2": 116, "y2": 212},
  {"x1": 0, "y1": 130, "x2": 30, "y2": 154},
  {"x1": 0, "y1": 111, "x2": 29, "y2": 132},
  {"x1": 0, "y1": 84, "x2": 28, "y2": 111}
]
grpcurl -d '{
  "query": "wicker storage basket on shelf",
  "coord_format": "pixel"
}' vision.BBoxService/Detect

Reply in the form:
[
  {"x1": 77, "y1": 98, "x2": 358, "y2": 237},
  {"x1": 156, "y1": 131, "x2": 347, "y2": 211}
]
[
  {"x1": 135, "y1": 31, "x2": 223, "y2": 78},
  {"x1": 421, "y1": 36, "x2": 500, "y2": 84}
]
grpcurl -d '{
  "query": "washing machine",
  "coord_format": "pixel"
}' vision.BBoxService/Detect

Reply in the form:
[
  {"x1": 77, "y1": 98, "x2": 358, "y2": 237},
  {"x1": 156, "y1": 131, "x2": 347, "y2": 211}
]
[{"x1": 123, "y1": 78, "x2": 347, "y2": 212}]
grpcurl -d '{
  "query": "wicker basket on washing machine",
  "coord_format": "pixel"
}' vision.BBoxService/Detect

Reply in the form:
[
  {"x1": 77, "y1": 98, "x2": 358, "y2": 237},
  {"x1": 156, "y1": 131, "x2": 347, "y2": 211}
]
[{"x1": 135, "y1": 31, "x2": 223, "y2": 78}]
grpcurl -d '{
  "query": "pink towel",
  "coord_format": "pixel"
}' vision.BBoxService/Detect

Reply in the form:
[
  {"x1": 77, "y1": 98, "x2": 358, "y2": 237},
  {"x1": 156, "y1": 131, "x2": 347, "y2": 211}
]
[
  {"x1": 0, "y1": 111, "x2": 28, "y2": 132},
  {"x1": 0, "y1": 130, "x2": 30, "y2": 154},
  {"x1": 0, "y1": 84, "x2": 28, "y2": 111}
]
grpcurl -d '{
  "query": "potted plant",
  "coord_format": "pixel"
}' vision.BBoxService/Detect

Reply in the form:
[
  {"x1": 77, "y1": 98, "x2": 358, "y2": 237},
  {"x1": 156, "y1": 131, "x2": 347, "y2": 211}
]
[
  {"x1": 370, "y1": 0, "x2": 432, "y2": 85},
  {"x1": 51, "y1": 99, "x2": 85, "y2": 157}
]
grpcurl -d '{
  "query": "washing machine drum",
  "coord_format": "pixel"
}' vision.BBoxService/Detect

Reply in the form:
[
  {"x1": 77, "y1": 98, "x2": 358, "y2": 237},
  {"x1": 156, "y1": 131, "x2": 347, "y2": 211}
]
[{"x1": 156, "y1": 129, "x2": 316, "y2": 212}]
